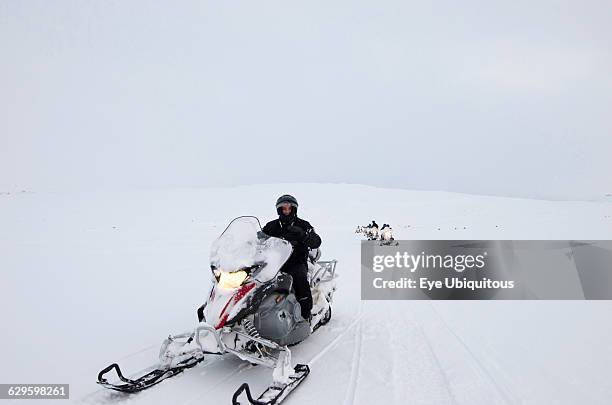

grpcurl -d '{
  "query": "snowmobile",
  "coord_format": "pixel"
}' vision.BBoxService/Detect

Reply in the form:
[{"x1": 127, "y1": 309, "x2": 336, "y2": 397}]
[
  {"x1": 355, "y1": 224, "x2": 378, "y2": 240},
  {"x1": 97, "y1": 216, "x2": 337, "y2": 405},
  {"x1": 379, "y1": 224, "x2": 398, "y2": 246}
]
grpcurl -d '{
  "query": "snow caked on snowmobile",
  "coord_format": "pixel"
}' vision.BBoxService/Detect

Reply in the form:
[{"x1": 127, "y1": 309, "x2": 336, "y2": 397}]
[{"x1": 97, "y1": 216, "x2": 337, "y2": 405}]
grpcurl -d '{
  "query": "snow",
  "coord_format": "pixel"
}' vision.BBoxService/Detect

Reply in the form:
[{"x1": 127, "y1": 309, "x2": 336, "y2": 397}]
[{"x1": 1, "y1": 183, "x2": 611, "y2": 404}]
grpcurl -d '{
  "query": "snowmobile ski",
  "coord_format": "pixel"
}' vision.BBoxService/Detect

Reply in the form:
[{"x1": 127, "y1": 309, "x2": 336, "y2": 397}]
[
  {"x1": 232, "y1": 364, "x2": 310, "y2": 405},
  {"x1": 97, "y1": 355, "x2": 205, "y2": 393}
]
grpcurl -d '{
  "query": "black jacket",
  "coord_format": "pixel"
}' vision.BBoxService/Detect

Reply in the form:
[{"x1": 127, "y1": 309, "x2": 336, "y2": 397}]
[{"x1": 262, "y1": 217, "x2": 321, "y2": 265}]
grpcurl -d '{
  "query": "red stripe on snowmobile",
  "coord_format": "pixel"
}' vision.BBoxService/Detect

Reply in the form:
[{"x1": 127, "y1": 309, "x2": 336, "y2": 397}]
[
  {"x1": 219, "y1": 296, "x2": 232, "y2": 318},
  {"x1": 215, "y1": 313, "x2": 229, "y2": 329},
  {"x1": 216, "y1": 282, "x2": 256, "y2": 329},
  {"x1": 234, "y1": 282, "x2": 256, "y2": 303}
]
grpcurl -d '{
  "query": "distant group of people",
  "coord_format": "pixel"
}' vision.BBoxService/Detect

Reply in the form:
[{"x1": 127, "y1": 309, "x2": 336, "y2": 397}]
[{"x1": 355, "y1": 220, "x2": 396, "y2": 244}]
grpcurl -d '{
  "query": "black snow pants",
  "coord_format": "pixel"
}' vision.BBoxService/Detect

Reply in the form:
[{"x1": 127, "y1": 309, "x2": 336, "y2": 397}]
[{"x1": 281, "y1": 261, "x2": 312, "y2": 320}]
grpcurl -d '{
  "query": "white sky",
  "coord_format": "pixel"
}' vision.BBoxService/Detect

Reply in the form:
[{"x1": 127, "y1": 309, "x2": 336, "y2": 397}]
[{"x1": 1, "y1": 1, "x2": 611, "y2": 199}]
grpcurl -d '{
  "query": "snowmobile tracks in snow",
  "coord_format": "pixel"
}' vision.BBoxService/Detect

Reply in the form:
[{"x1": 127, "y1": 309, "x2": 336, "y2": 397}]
[
  {"x1": 426, "y1": 303, "x2": 516, "y2": 404},
  {"x1": 342, "y1": 319, "x2": 363, "y2": 405}
]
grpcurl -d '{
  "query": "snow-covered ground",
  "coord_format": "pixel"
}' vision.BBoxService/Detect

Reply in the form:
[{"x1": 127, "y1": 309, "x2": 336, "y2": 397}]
[{"x1": 1, "y1": 184, "x2": 611, "y2": 404}]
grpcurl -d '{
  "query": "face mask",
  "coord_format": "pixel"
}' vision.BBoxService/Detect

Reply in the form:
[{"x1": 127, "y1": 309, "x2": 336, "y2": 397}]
[{"x1": 278, "y1": 207, "x2": 296, "y2": 224}]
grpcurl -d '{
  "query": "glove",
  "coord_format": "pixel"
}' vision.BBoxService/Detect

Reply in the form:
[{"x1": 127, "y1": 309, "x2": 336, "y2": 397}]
[{"x1": 285, "y1": 225, "x2": 306, "y2": 242}]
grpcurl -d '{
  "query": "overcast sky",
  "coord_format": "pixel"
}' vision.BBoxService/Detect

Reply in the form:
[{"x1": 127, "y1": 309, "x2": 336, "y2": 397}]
[{"x1": 1, "y1": 1, "x2": 611, "y2": 199}]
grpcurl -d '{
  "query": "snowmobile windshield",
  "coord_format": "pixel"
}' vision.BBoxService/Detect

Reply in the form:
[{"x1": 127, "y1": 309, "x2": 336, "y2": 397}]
[{"x1": 209, "y1": 216, "x2": 292, "y2": 284}]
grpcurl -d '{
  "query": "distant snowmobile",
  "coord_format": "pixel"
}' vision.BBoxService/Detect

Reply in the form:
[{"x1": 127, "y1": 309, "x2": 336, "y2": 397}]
[
  {"x1": 355, "y1": 222, "x2": 380, "y2": 240},
  {"x1": 367, "y1": 226, "x2": 379, "y2": 240},
  {"x1": 356, "y1": 222, "x2": 398, "y2": 245},
  {"x1": 97, "y1": 216, "x2": 338, "y2": 405},
  {"x1": 379, "y1": 224, "x2": 398, "y2": 246}
]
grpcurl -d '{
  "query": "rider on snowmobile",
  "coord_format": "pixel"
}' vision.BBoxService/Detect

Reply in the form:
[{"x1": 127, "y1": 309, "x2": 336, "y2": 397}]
[{"x1": 262, "y1": 194, "x2": 321, "y2": 321}]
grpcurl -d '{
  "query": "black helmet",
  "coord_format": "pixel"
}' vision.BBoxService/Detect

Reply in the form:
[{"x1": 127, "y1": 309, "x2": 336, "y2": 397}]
[{"x1": 276, "y1": 194, "x2": 298, "y2": 218}]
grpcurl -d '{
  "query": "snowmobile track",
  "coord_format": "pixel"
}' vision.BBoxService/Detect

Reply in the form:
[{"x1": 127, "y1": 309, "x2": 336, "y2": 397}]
[
  {"x1": 408, "y1": 316, "x2": 459, "y2": 405},
  {"x1": 428, "y1": 303, "x2": 515, "y2": 404},
  {"x1": 342, "y1": 319, "x2": 363, "y2": 405},
  {"x1": 308, "y1": 303, "x2": 364, "y2": 367}
]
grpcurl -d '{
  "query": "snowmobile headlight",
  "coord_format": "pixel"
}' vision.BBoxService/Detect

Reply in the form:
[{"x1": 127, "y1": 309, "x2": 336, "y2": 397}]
[{"x1": 215, "y1": 270, "x2": 249, "y2": 290}]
